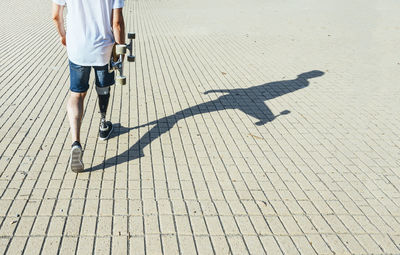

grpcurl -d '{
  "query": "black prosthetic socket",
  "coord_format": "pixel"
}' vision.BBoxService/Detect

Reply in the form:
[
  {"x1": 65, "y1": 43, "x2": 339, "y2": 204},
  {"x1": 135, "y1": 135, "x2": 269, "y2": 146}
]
[
  {"x1": 98, "y1": 93, "x2": 110, "y2": 116},
  {"x1": 96, "y1": 86, "x2": 110, "y2": 129}
]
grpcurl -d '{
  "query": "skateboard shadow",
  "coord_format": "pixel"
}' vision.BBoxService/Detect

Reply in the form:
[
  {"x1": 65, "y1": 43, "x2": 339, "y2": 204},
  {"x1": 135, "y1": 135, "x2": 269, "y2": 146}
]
[{"x1": 86, "y1": 70, "x2": 324, "y2": 172}]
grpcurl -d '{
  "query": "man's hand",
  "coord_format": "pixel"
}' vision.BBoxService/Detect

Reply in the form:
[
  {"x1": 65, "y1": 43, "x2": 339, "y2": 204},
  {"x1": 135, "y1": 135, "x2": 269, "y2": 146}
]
[
  {"x1": 61, "y1": 35, "x2": 66, "y2": 46},
  {"x1": 111, "y1": 43, "x2": 124, "y2": 62},
  {"x1": 52, "y1": 3, "x2": 66, "y2": 47}
]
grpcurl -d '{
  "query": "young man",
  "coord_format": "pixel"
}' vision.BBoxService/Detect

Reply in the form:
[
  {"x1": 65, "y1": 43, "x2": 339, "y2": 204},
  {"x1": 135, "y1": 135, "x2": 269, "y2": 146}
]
[{"x1": 52, "y1": 0, "x2": 125, "y2": 172}]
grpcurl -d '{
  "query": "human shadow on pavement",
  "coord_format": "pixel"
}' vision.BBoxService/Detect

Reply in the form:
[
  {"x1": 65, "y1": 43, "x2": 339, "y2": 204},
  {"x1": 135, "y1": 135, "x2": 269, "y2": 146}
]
[{"x1": 87, "y1": 70, "x2": 324, "y2": 171}]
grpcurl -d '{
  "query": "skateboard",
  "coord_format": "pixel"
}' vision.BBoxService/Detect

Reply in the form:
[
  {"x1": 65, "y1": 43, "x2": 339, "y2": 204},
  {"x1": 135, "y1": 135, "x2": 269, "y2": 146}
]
[{"x1": 110, "y1": 32, "x2": 136, "y2": 85}]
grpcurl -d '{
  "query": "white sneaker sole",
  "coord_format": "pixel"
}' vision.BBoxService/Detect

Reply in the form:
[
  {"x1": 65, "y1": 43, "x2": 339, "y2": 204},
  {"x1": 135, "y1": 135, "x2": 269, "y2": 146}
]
[{"x1": 70, "y1": 146, "x2": 84, "y2": 173}]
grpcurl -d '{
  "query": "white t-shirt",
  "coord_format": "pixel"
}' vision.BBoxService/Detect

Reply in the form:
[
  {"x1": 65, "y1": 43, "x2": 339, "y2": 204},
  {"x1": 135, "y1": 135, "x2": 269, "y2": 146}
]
[{"x1": 52, "y1": 0, "x2": 124, "y2": 66}]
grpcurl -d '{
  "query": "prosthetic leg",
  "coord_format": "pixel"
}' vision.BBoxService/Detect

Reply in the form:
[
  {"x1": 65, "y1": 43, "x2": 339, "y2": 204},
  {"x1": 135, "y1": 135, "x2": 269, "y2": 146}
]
[{"x1": 96, "y1": 86, "x2": 113, "y2": 140}]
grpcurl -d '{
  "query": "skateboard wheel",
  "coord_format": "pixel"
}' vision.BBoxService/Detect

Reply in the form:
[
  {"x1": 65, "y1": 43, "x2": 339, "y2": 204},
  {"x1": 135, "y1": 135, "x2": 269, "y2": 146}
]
[
  {"x1": 116, "y1": 76, "x2": 127, "y2": 85},
  {"x1": 116, "y1": 44, "x2": 127, "y2": 55},
  {"x1": 128, "y1": 32, "x2": 136, "y2": 39},
  {"x1": 127, "y1": 55, "x2": 136, "y2": 62}
]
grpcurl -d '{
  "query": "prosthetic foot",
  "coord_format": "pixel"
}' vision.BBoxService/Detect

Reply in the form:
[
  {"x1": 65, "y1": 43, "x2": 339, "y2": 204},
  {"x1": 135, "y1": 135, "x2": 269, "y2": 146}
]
[{"x1": 99, "y1": 119, "x2": 113, "y2": 140}]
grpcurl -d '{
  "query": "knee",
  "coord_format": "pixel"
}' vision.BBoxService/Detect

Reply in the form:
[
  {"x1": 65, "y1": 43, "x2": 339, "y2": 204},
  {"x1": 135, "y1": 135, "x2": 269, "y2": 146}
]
[{"x1": 70, "y1": 91, "x2": 87, "y2": 100}]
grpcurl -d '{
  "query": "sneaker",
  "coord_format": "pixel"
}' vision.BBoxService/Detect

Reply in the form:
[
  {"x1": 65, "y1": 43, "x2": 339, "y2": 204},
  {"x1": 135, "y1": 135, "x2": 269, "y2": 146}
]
[
  {"x1": 70, "y1": 141, "x2": 84, "y2": 173},
  {"x1": 99, "y1": 121, "x2": 113, "y2": 140}
]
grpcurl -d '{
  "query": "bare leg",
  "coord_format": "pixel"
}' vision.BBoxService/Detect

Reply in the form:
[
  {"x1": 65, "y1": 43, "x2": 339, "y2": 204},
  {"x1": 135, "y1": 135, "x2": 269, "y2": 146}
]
[{"x1": 67, "y1": 92, "x2": 86, "y2": 143}]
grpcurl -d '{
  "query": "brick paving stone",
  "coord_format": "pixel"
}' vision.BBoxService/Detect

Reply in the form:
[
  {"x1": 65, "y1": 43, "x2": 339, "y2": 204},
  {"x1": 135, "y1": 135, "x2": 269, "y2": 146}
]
[
  {"x1": 195, "y1": 235, "x2": 214, "y2": 255},
  {"x1": 177, "y1": 235, "x2": 197, "y2": 254},
  {"x1": 1, "y1": 0, "x2": 400, "y2": 254},
  {"x1": 277, "y1": 236, "x2": 302, "y2": 255},
  {"x1": 76, "y1": 236, "x2": 94, "y2": 254},
  {"x1": 6, "y1": 236, "x2": 27, "y2": 255},
  {"x1": 42, "y1": 236, "x2": 61, "y2": 255},
  {"x1": 80, "y1": 216, "x2": 97, "y2": 236},
  {"x1": 210, "y1": 235, "x2": 230, "y2": 254},
  {"x1": 112, "y1": 236, "x2": 128, "y2": 254},
  {"x1": 354, "y1": 234, "x2": 384, "y2": 255},
  {"x1": 307, "y1": 234, "x2": 333, "y2": 255},
  {"x1": 227, "y1": 235, "x2": 249, "y2": 255},
  {"x1": 370, "y1": 234, "x2": 400, "y2": 254},
  {"x1": 14, "y1": 216, "x2": 34, "y2": 237},
  {"x1": 337, "y1": 234, "x2": 367, "y2": 254},
  {"x1": 260, "y1": 235, "x2": 283, "y2": 255},
  {"x1": 292, "y1": 235, "x2": 317, "y2": 255},
  {"x1": 145, "y1": 234, "x2": 163, "y2": 254},
  {"x1": 322, "y1": 234, "x2": 351, "y2": 255},
  {"x1": 161, "y1": 234, "x2": 179, "y2": 254},
  {"x1": 59, "y1": 236, "x2": 78, "y2": 255},
  {"x1": 94, "y1": 237, "x2": 111, "y2": 255},
  {"x1": 24, "y1": 237, "x2": 44, "y2": 255},
  {"x1": 190, "y1": 216, "x2": 208, "y2": 235},
  {"x1": 243, "y1": 235, "x2": 266, "y2": 255}
]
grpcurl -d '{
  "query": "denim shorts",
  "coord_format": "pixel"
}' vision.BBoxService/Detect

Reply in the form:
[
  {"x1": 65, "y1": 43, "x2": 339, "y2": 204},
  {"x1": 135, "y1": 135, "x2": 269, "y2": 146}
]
[{"x1": 69, "y1": 60, "x2": 115, "y2": 93}]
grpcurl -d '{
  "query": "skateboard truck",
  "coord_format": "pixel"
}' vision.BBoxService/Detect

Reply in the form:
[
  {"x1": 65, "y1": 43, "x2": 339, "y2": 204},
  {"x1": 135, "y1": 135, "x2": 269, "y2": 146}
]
[{"x1": 110, "y1": 32, "x2": 136, "y2": 86}]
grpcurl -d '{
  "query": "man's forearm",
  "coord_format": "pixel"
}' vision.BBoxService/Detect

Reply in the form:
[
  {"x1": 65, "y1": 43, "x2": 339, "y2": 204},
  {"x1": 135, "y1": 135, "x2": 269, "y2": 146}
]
[
  {"x1": 52, "y1": 3, "x2": 66, "y2": 45},
  {"x1": 112, "y1": 8, "x2": 125, "y2": 45},
  {"x1": 113, "y1": 21, "x2": 125, "y2": 45},
  {"x1": 53, "y1": 18, "x2": 66, "y2": 38}
]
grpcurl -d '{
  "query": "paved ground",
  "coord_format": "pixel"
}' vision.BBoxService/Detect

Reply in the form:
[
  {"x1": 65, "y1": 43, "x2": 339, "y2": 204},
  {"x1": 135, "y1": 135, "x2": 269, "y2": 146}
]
[{"x1": 0, "y1": 0, "x2": 400, "y2": 254}]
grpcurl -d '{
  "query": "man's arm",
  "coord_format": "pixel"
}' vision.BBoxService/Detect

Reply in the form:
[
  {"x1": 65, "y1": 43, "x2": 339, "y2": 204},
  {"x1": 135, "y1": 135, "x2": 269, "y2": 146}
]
[
  {"x1": 52, "y1": 3, "x2": 66, "y2": 46},
  {"x1": 112, "y1": 8, "x2": 125, "y2": 45}
]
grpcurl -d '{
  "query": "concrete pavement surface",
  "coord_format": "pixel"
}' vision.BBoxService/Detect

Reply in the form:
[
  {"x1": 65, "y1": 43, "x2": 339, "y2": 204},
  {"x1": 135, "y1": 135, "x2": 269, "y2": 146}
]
[{"x1": 0, "y1": 0, "x2": 400, "y2": 254}]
